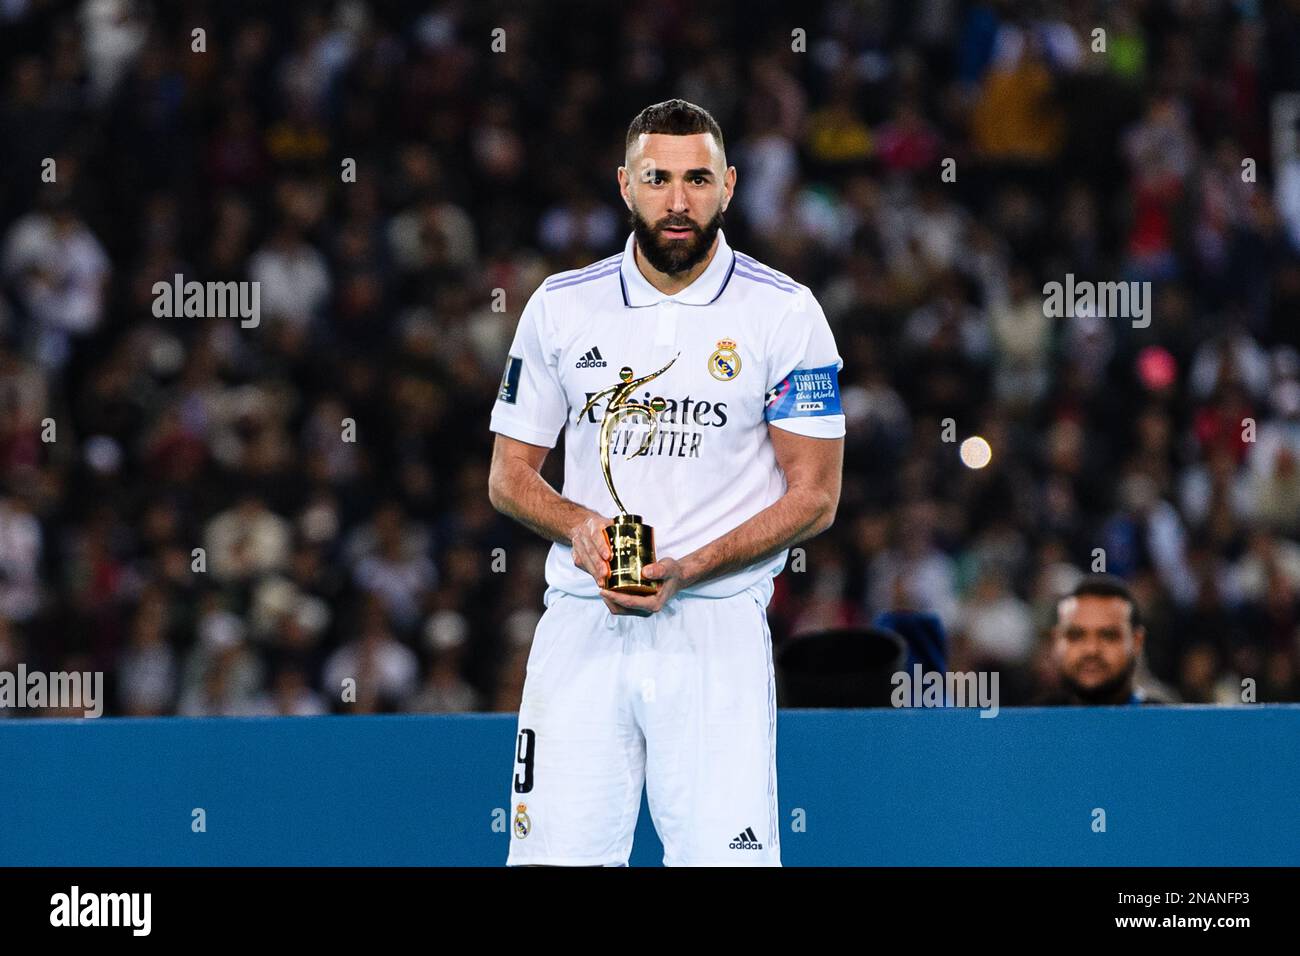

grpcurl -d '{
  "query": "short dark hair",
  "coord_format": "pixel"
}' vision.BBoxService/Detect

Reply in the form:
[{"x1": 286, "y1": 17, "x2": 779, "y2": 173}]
[
  {"x1": 1060, "y1": 574, "x2": 1143, "y2": 630},
  {"x1": 625, "y1": 99, "x2": 725, "y2": 155}
]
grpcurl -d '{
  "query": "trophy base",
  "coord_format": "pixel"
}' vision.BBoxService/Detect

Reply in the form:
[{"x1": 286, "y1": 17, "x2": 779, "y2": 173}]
[{"x1": 604, "y1": 515, "x2": 658, "y2": 595}]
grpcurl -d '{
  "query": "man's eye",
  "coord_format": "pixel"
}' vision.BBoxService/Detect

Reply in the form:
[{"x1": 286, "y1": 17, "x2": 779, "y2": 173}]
[{"x1": 691, "y1": 176, "x2": 706, "y2": 185}]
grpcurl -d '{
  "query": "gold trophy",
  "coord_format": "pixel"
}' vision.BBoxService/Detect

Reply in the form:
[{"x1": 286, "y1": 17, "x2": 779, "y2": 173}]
[{"x1": 577, "y1": 353, "x2": 679, "y2": 594}]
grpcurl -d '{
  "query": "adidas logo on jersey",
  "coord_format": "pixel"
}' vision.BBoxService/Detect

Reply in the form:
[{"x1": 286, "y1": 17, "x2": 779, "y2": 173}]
[
  {"x1": 575, "y1": 346, "x2": 607, "y2": 368},
  {"x1": 729, "y1": 826, "x2": 763, "y2": 850}
]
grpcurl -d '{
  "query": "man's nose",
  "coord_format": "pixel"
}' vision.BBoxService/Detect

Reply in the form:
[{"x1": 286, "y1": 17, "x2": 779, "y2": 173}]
[{"x1": 667, "y1": 182, "x2": 688, "y2": 213}]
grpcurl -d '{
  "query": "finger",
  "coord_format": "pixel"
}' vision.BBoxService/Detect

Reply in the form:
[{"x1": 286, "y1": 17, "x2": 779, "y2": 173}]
[
  {"x1": 586, "y1": 533, "x2": 609, "y2": 577},
  {"x1": 599, "y1": 586, "x2": 635, "y2": 604},
  {"x1": 571, "y1": 532, "x2": 592, "y2": 571},
  {"x1": 578, "y1": 530, "x2": 604, "y2": 571},
  {"x1": 600, "y1": 588, "x2": 654, "y2": 611},
  {"x1": 573, "y1": 524, "x2": 593, "y2": 561},
  {"x1": 580, "y1": 536, "x2": 609, "y2": 584},
  {"x1": 592, "y1": 521, "x2": 611, "y2": 560},
  {"x1": 596, "y1": 530, "x2": 612, "y2": 572}
]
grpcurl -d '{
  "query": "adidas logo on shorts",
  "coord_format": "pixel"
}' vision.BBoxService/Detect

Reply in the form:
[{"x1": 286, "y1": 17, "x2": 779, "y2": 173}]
[
  {"x1": 575, "y1": 345, "x2": 607, "y2": 368},
  {"x1": 729, "y1": 826, "x2": 763, "y2": 850}
]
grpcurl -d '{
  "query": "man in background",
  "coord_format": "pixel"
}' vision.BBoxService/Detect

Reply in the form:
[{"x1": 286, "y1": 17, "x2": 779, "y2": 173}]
[{"x1": 1040, "y1": 574, "x2": 1163, "y2": 706}]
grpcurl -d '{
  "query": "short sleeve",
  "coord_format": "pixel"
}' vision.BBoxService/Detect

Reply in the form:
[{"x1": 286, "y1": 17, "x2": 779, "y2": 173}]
[
  {"x1": 489, "y1": 287, "x2": 569, "y2": 448},
  {"x1": 764, "y1": 290, "x2": 846, "y2": 439}
]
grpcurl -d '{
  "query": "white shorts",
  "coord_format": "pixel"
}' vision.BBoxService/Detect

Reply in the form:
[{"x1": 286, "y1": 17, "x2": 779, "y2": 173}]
[{"x1": 505, "y1": 587, "x2": 780, "y2": 866}]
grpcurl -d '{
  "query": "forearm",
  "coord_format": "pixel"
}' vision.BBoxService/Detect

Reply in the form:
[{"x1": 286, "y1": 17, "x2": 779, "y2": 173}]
[
  {"x1": 490, "y1": 462, "x2": 598, "y2": 547},
  {"x1": 679, "y1": 486, "x2": 834, "y2": 590}
]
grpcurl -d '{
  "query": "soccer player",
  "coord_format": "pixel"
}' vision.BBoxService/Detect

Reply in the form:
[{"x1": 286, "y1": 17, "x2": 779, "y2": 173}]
[{"x1": 488, "y1": 99, "x2": 845, "y2": 866}]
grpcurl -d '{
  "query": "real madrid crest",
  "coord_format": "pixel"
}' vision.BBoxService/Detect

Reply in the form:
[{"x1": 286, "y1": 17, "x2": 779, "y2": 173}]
[
  {"x1": 708, "y1": 338, "x2": 741, "y2": 381},
  {"x1": 514, "y1": 802, "x2": 531, "y2": 839}
]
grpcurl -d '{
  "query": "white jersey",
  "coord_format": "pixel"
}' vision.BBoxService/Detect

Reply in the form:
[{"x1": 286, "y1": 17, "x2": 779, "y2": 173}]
[{"x1": 490, "y1": 229, "x2": 845, "y2": 604}]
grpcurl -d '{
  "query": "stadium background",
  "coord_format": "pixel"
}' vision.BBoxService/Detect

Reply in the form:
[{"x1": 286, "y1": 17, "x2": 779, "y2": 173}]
[{"x1": 2, "y1": 0, "x2": 1300, "y2": 718}]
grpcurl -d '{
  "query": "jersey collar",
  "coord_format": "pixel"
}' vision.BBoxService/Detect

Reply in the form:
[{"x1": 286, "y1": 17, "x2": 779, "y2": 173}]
[{"x1": 619, "y1": 229, "x2": 736, "y2": 308}]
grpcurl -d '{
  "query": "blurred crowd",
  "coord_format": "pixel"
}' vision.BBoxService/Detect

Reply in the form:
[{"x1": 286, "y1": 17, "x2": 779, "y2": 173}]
[{"x1": 2, "y1": 0, "x2": 1300, "y2": 716}]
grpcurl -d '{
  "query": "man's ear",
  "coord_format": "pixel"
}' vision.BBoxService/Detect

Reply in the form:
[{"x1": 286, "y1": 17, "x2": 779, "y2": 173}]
[
  {"x1": 617, "y1": 165, "x2": 634, "y2": 211},
  {"x1": 1132, "y1": 626, "x2": 1146, "y2": 654},
  {"x1": 720, "y1": 165, "x2": 737, "y2": 212}
]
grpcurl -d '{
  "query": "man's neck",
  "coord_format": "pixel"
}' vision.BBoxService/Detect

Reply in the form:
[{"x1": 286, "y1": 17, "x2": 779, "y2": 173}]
[
  {"x1": 634, "y1": 234, "x2": 720, "y2": 296},
  {"x1": 1064, "y1": 682, "x2": 1135, "y2": 706}
]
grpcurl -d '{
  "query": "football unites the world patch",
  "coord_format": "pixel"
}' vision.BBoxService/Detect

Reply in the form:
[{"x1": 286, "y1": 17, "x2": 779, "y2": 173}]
[
  {"x1": 764, "y1": 362, "x2": 842, "y2": 420},
  {"x1": 498, "y1": 355, "x2": 522, "y2": 404},
  {"x1": 708, "y1": 338, "x2": 741, "y2": 381}
]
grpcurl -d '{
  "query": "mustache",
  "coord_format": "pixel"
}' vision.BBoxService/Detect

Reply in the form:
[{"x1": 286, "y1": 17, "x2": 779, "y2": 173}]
[{"x1": 656, "y1": 219, "x2": 700, "y2": 231}]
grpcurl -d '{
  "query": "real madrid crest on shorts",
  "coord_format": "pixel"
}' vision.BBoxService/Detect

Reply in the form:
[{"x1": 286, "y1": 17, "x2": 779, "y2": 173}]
[
  {"x1": 708, "y1": 338, "x2": 741, "y2": 381},
  {"x1": 514, "y1": 803, "x2": 531, "y2": 839}
]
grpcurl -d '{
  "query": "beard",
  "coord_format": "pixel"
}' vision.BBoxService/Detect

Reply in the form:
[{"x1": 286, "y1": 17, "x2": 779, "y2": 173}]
[
  {"x1": 630, "y1": 205, "x2": 724, "y2": 276},
  {"x1": 1059, "y1": 654, "x2": 1139, "y2": 705}
]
